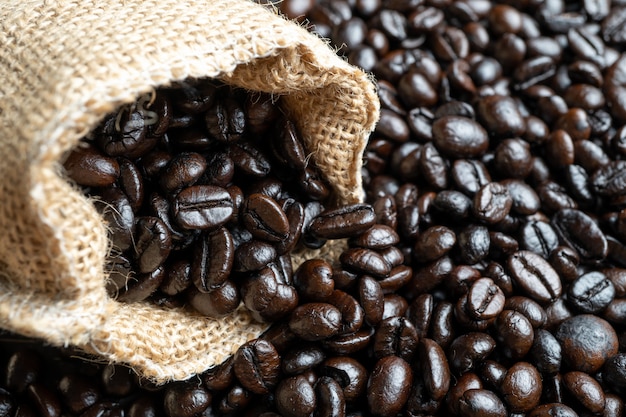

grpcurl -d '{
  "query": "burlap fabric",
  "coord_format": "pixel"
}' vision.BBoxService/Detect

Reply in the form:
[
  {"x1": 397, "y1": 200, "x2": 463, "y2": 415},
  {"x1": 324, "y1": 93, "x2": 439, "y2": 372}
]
[{"x1": 0, "y1": 0, "x2": 379, "y2": 383}]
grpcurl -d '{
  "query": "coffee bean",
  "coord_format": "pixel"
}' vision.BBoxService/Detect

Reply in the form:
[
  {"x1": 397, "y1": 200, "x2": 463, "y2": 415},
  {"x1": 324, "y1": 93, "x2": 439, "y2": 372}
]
[
  {"x1": 568, "y1": 271, "x2": 615, "y2": 313},
  {"x1": 556, "y1": 314, "x2": 618, "y2": 373},
  {"x1": 191, "y1": 227, "x2": 234, "y2": 292},
  {"x1": 367, "y1": 356, "x2": 412, "y2": 417},
  {"x1": 529, "y1": 329, "x2": 562, "y2": 375},
  {"x1": 275, "y1": 375, "x2": 316, "y2": 417},
  {"x1": 473, "y1": 182, "x2": 513, "y2": 224},
  {"x1": 242, "y1": 193, "x2": 289, "y2": 243},
  {"x1": 289, "y1": 303, "x2": 342, "y2": 341},
  {"x1": 64, "y1": 144, "x2": 120, "y2": 187},
  {"x1": 458, "y1": 389, "x2": 506, "y2": 417},
  {"x1": 467, "y1": 278, "x2": 505, "y2": 320},
  {"x1": 373, "y1": 316, "x2": 419, "y2": 361},
  {"x1": 562, "y1": 371, "x2": 606, "y2": 414},
  {"x1": 528, "y1": 403, "x2": 578, "y2": 417},
  {"x1": 501, "y1": 362, "x2": 542, "y2": 412},
  {"x1": 233, "y1": 340, "x2": 280, "y2": 395},
  {"x1": 309, "y1": 204, "x2": 376, "y2": 239},
  {"x1": 133, "y1": 216, "x2": 172, "y2": 274},
  {"x1": 173, "y1": 185, "x2": 233, "y2": 230},
  {"x1": 551, "y1": 208, "x2": 608, "y2": 261},
  {"x1": 495, "y1": 310, "x2": 534, "y2": 360},
  {"x1": 340, "y1": 248, "x2": 391, "y2": 278},
  {"x1": 449, "y1": 332, "x2": 496, "y2": 374},
  {"x1": 508, "y1": 251, "x2": 562, "y2": 303},
  {"x1": 432, "y1": 116, "x2": 489, "y2": 158}
]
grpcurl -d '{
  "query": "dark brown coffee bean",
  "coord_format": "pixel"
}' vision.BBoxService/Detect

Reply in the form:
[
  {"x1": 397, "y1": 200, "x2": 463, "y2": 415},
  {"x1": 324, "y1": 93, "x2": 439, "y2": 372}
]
[
  {"x1": 551, "y1": 208, "x2": 608, "y2": 261},
  {"x1": 191, "y1": 227, "x2": 234, "y2": 292},
  {"x1": 241, "y1": 193, "x2": 289, "y2": 243},
  {"x1": 350, "y1": 225, "x2": 399, "y2": 249},
  {"x1": 340, "y1": 248, "x2": 391, "y2": 278},
  {"x1": 57, "y1": 374, "x2": 100, "y2": 414},
  {"x1": 234, "y1": 240, "x2": 277, "y2": 272},
  {"x1": 309, "y1": 204, "x2": 376, "y2": 239},
  {"x1": 26, "y1": 383, "x2": 61, "y2": 417},
  {"x1": 413, "y1": 225, "x2": 456, "y2": 263},
  {"x1": 173, "y1": 185, "x2": 233, "y2": 230},
  {"x1": 116, "y1": 265, "x2": 165, "y2": 303},
  {"x1": 501, "y1": 362, "x2": 542, "y2": 412},
  {"x1": 96, "y1": 188, "x2": 135, "y2": 252},
  {"x1": 159, "y1": 152, "x2": 206, "y2": 194},
  {"x1": 473, "y1": 182, "x2": 512, "y2": 224},
  {"x1": 458, "y1": 389, "x2": 506, "y2": 417},
  {"x1": 233, "y1": 339, "x2": 280, "y2": 395},
  {"x1": 563, "y1": 371, "x2": 606, "y2": 414},
  {"x1": 452, "y1": 159, "x2": 491, "y2": 196},
  {"x1": 315, "y1": 376, "x2": 346, "y2": 417},
  {"x1": 96, "y1": 111, "x2": 157, "y2": 159},
  {"x1": 133, "y1": 216, "x2": 171, "y2": 274},
  {"x1": 504, "y1": 296, "x2": 547, "y2": 328},
  {"x1": 477, "y1": 95, "x2": 526, "y2": 138},
  {"x1": 467, "y1": 277, "x2": 505, "y2": 320},
  {"x1": 275, "y1": 374, "x2": 316, "y2": 417},
  {"x1": 549, "y1": 246, "x2": 580, "y2": 283},
  {"x1": 241, "y1": 267, "x2": 279, "y2": 313},
  {"x1": 449, "y1": 332, "x2": 496, "y2": 374},
  {"x1": 568, "y1": 271, "x2": 615, "y2": 313},
  {"x1": 187, "y1": 279, "x2": 240, "y2": 317},
  {"x1": 530, "y1": 329, "x2": 562, "y2": 375},
  {"x1": 64, "y1": 143, "x2": 120, "y2": 187},
  {"x1": 367, "y1": 356, "x2": 412, "y2": 417},
  {"x1": 508, "y1": 250, "x2": 562, "y2": 303},
  {"x1": 417, "y1": 338, "x2": 450, "y2": 401},
  {"x1": 528, "y1": 403, "x2": 578, "y2": 417},
  {"x1": 293, "y1": 259, "x2": 334, "y2": 302},
  {"x1": 432, "y1": 116, "x2": 489, "y2": 158},
  {"x1": 495, "y1": 310, "x2": 534, "y2": 360},
  {"x1": 320, "y1": 356, "x2": 367, "y2": 403},
  {"x1": 373, "y1": 316, "x2": 419, "y2": 361},
  {"x1": 289, "y1": 303, "x2": 342, "y2": 341},
  {"x1": 519, "y1": 220, "x2": 559, "y2": 259},
  {"x1": 556, "y1": 314, "x2": 618, "y2": 373},
  {"x1": 602, "y1": 6, "x2": 626, "y2": 44}
]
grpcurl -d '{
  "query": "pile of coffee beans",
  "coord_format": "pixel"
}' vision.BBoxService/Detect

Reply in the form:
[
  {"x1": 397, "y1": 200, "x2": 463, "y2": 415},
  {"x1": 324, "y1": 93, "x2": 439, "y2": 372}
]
[
  {"x1": 10, "y1": 0, "x2": 626, "y2": 415},
  {"x1": 63, "y1": 79, "x2": 352, "y2": 320}
]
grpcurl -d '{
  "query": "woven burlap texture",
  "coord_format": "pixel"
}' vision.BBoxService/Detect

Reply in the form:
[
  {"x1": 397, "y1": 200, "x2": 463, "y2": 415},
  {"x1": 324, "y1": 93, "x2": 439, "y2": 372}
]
[{"x1": 0, "y1": 0, "x2": 379, "y2": 383}]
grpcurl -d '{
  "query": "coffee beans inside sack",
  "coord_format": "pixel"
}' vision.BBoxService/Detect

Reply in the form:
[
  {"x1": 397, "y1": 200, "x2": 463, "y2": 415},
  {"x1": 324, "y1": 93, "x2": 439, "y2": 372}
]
[{"x1": 63, "y1": 79, "x2": 368, "y2": 321}]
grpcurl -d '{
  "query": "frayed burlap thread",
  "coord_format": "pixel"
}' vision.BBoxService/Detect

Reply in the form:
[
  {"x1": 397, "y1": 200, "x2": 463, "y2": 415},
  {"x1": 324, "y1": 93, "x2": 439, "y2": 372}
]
[{"x1": 0, "y1": 0, "x2": 379, "y2": 383}]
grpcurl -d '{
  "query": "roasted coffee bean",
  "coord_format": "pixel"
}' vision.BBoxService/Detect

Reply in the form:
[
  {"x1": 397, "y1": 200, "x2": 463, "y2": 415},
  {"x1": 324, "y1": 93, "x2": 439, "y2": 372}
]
[
  {"x1": 508, "y1": 251, "x2": 562, "y2": 303},
  {"x1": 567, "y1": 271, "x2": 615, "y2": 313},
  {"x1": 293, "y1": 259, "x2": 334, "y2": 302},
  {"x1": 242, "y1": 193, "x2": 289, "y2": 243},
  {"x1": 457, "y1": 224, "x2": 490, "y2": 264},
  {"x1": 519, "y1": 220, "x2": 559, "y2": 259},
  {"x1": 449, "y1": 332, "x2": 496, "y2": 374},
  {"x1": 478, "y1": 360, "x2": 507, "y2": 392},
  {"x1": 556, "y1": 314, "x2": 618, "y2": 373},
  {"x1": 417, "y1": 338, "x2": 450, "y2": 401},
  {"x1": 549, "y1": 246, "x2": 579, "y2": 283},
  {"x1": 501, "y1": 362, "x2": 542, "y2": 412},
  {"x1": 528, "y1": 403, "x2": 578, "y2": 417},
  {"x1": 173, "y1": 185, "x2": 233, "y2": 230},
  {"x1": 187, "y1": 280, "x2": 240, "y2": 317},
  {"x1": 309, "y1": 204, "x2": 376, "y2": 239},
  {"x1": 320, "y1": 356, "x2": 367, "y2": 403},
  {"x1": 413, "y1": 225, "x2": 456, "y2": 263},
  {"x1": 530, "y1": 329, "x2": 562, "y2": 375},
  {"x1": 315, "y1": 376, "x2": 346, "y2": 417},
  {"x1": 603, "y1": 353, "x2": 626, "y2": 393},
  {"x1": 451, "y1": 159, "x2": 491, "y2": 196},
  {"x1": 241, "y1": 268, "x2": 279, "y2": 313},
  {"x1": 275, "y1": 375, "x2": 316, "y2": 417},
  {"x1": 367, "y1": 356, "x2": 412, "y2": 417},
  {"x1": 233, "y1": 340, "x2": 280, "y2": 395},
  {"x1": 552, "y1": 208, "x2": 608, "y2": 261},
  {"x1": 234, "y1": 240, "x2": 277, "y2": 272},
  {"x1": 96, "y1": 188, "x2": 135, "y2": 252},
  {"x1": 473, "y1": 182, "x2": 512, "y2": 224},
  {"x1": 373, "y1": 316, "x2": 419, "y2": 361},
  {"x1": 458, "y1": 389, "x2": 506, "y2": 417},
  {"x1": 495, "y1": 309, "x2": 534, "y2": 360},
  {"x1": 504, "y1": 296, "x2": 547, "y2": 329},
  {"x1": 466, "y1": 278, "x2": 505, "y2": 320},
  {"x1": 289, "y1": 303, "x2": 342, "y2": 341},
  {"x1": 64, "y1": 143, "x2": 120, "y2": 187},
  {"x1": 133, "y1": 216, "x2": 172, "y2": 274},
  {"x1": 563, "y1": 371, "x2": 606, "y2": 414},
  {"x1": 340, "y1": 248, "x2": 391, "y2": 278},
  {"x1": 191, "y1": 227, "x2": 234, "y2": 292},
  {"x1": 281, "y1": 344, "x2": 325, "y2": 375},
  {"x1": 432, "y1": 116, "x2": 489, "y2": 158},
  {"x1": 350, "y1": 224, "x2": 399, "y2": 249}
]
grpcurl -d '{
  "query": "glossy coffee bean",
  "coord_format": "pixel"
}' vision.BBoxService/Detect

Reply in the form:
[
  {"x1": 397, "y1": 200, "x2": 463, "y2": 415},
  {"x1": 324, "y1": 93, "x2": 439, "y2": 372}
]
[
  {"x1": 563, "y1": 371, "x2": 606, "y2": 414},
  {"x1": 555, "y1": 314, "x2": 618, "y2": 373},
  {"x1": 448, "y1": 332, "x2": 496, "y2": 374},
  {"x1": 233, "y1": 340, "x2": 280, "y2": 395},
  {"x1": 501, "y1": 362, "x2": 542, "y2": 412},
  {"x1": 458, "y1": 389, "x2": 506, "y2": 417},
  {"x1": 568, "y1": 271, "x2": 615, "y2": 313},
  {"x1": 367, "y1": 356, "x2": 412, "y2": 417},
  {"x1": 508, "y1": 251, "x2": 562, "y2": 303},
  {"x1": 64, "y1": 143, "x2": 120, "y2": 187}
]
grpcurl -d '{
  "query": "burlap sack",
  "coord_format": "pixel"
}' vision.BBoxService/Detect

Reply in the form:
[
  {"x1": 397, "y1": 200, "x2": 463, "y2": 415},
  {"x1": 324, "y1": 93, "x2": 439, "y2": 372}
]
[{"x1": 0, "y1": 0, "x2": 379, "y2": 383}]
